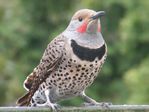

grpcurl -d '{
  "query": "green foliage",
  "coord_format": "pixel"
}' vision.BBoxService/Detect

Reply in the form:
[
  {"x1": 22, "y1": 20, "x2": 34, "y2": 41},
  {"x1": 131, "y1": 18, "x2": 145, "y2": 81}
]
[
  {"x1": 124, "y1": 57, "x2": 149, "y2": 104},
  {"x1": 0, "y1": 0, "x2": 148, "y2": 106}
]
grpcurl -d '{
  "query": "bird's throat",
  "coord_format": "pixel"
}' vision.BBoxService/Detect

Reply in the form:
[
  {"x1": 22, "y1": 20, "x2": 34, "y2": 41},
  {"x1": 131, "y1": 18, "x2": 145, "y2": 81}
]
[{"x1": 77, "y1": 21, "x2": 101, "y2": 33}]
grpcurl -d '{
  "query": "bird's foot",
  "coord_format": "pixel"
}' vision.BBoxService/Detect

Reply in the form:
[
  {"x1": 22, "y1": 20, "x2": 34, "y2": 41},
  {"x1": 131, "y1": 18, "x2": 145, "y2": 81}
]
[
  {"x1": 36, "y1": 102, "x2": 61, "y2": 111},
  {"x1": 82, "y1": 102, "x2": 112, "y2": 109}
]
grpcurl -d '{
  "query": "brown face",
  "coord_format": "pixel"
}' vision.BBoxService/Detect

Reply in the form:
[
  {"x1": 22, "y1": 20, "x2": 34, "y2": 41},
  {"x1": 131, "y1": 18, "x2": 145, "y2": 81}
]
[
  {"x1": 71, "y1": 9, "x2": 101, "y2": 33},
  {"x1": 72, "y1": 9, "x2": 96, "y2": 22}
]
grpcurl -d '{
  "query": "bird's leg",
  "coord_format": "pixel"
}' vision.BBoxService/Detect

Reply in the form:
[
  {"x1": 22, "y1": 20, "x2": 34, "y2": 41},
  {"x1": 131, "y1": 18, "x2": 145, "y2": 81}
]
[
  {"x1": 79, "y1": 91, "x2": 112, "y2": 108},
  {"x1": 79, "y1": 91, "x2": 98, "y2": 104},
  {"x1": 36, "y1": 90, "x2": 60, "y2": 111}
]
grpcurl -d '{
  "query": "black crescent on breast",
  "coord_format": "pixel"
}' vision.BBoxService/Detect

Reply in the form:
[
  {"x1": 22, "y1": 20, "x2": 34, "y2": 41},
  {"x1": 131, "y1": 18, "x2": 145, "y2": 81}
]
[{"x1": 71, "y1": 39, "x2": 106, "y2": 62}]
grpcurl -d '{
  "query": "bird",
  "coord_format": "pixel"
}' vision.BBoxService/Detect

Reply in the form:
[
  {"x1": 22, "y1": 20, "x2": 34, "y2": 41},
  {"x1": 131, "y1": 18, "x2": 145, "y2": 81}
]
[{"x1": 17, "y1": 9, "x2": 110, "y2": 111}]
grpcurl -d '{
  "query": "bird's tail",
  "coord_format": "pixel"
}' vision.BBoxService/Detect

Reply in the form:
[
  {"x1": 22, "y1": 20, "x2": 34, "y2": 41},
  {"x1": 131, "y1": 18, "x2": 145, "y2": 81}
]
[{"x1": 16, "y1": 92, "x2": 30, "y2": 106}]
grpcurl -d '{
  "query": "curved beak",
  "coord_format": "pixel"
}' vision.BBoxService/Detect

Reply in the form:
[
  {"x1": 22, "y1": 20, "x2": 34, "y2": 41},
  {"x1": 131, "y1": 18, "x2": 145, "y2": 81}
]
[{"x1": 91, "y1": 11, "x2": 105, "y2": 20}]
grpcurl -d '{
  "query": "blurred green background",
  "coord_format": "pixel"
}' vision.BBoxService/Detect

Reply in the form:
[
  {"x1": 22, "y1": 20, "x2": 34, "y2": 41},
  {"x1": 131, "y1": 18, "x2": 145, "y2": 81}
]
[{"x1": 0, "y1": 0, "x2": 149, "y2": 106}]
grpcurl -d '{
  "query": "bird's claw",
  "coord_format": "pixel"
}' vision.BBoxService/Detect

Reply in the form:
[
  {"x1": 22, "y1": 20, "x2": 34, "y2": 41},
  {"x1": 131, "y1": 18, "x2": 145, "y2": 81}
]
[
  {"x1": 82, "y1": 102, "x2": 112, "y2": 109},
  {"x1": 36, "y1": 102, "x2": 61, "y2": 111},
  {"x1": 48, "y1": 103, "x2": 61, "y2": 112}
]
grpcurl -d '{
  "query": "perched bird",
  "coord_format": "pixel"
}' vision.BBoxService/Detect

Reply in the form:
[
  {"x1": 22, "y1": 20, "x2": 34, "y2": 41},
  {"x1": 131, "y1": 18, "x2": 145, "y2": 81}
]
[{"x1": 17, "y1": 9, "x2": 109, "y2": 110}]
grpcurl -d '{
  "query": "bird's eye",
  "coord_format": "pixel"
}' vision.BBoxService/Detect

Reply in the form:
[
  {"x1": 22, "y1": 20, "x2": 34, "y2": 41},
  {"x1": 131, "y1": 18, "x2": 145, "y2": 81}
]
[{"x1": 78, "y1": 17, "x2": 83, "y2": 22}]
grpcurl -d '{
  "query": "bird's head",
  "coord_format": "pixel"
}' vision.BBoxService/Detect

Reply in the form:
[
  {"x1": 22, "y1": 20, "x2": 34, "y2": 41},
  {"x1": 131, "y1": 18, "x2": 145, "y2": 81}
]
[{"x1": 66, "y1": 9, "x2": 105, "y2": 34}]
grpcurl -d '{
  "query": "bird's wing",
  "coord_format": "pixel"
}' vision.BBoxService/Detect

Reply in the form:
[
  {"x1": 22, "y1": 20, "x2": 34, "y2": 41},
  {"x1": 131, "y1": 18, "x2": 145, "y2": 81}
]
[{"x1": 17, "y1": 35, "x2": 66, "y2": 106}]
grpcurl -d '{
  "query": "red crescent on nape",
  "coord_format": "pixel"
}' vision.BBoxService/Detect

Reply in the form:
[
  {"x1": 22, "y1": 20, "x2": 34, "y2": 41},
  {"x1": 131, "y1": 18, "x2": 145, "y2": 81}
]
[{"x1": 77, "y1": 21, "x2": 88, "y2": 33}]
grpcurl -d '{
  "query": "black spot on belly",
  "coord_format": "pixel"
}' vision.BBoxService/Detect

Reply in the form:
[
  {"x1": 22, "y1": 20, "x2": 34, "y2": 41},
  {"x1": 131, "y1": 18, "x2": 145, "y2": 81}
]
[{"x1": 71, "y1": 40, "x2": 106, "y2": 62}]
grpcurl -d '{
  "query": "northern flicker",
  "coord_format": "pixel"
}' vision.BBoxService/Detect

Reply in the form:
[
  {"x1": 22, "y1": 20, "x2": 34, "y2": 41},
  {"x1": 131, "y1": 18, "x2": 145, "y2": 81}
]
[{"x1": 17, "y1": 9, "x2": 110, "y2": 110}]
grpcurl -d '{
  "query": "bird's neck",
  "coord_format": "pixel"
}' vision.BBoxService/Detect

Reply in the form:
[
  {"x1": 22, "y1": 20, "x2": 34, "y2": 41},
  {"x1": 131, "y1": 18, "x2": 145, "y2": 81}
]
[{"x1": 63, "y1": 30, "x2": 105, "y2": 49}]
